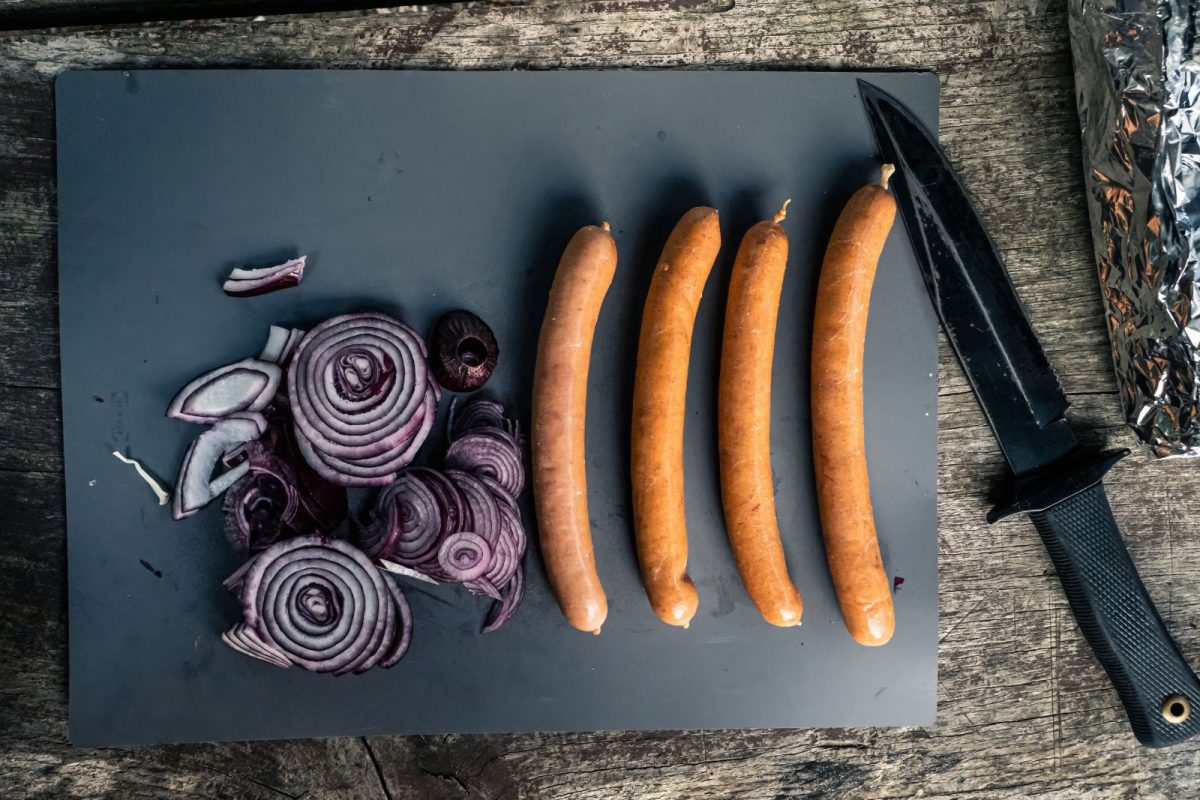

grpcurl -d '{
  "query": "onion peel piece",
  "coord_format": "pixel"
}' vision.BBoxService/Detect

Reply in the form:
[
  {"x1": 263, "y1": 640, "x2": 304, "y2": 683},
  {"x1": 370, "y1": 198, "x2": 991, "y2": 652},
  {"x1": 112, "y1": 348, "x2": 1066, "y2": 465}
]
[
  {"x1": 172, "y1": 413, "x2": 267, "y2": 519},
  {"x1": 111, "y1": 451, "x2": 170, "y2": 505},
  {"x1": 223, "y1": 256, "x2": 306, "y2": 297},
  {"x1": 167, "y1": 358, "x2": 282, "y2": 424}
]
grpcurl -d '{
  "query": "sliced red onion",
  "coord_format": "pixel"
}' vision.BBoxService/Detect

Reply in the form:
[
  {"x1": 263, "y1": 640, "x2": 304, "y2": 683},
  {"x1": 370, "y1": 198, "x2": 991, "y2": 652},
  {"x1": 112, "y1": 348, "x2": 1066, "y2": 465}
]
[
  {"x1": 482, "y1": 566, "x2": 525, "y2": 634},
  {"x1": 360, "y1": 471, "x2": 443, "y2": 563},
  {"x1": 448, "y1": 398, "x2": 507, "y2": 442},
  {"x1": 437, "y1": 531, "x2": 492, "y2": 581},
  {"x1": 357, "y1": 396, "x2": 529, "y2": 628},
  {"x1": 464, "y1": 576, "x2": 503, "y2": 601},
  {"x1": 223, "y1": 256, "x2": 306, "y2": 297},
  {"x1": 221, "y1": 404, "x2": 348, "y2": 555},
  {"x1": 227, "y1": 535, "x2": 411, "y2": 673},
  {"x1": 288, "y1": 313, "x2": 440, "y2": 487},
  {"x1": 479, "y1": 475, "x2": 520, "y2": 514},
  {"x1": 167, "y1": 358, "x2": 281, "y2": 424},
  {"x1": 260, "y1": 326, "x2": 307, "y2": 365},
  {"x1": 444, "y1": 469, "x2": 501, "y2": 545},
  {"x1": 379, "y1": 578, "x2": 413, "y2": 667},
  {"x1": 411, "y1": 467, "x2": 471, "y2": 536},
  {"x1": 172, "y1": 413, "x2": 267, "y2": 519},
  {"x1": 260, "y1": 326, "x2": 291, "y2": 364},
  {"x1": 444, "y1": 430, "x2": 525, "y2": 496},
  {"x1": 222, "y1": 622, "x2": 292, "y2": 668},
  {"x1": 484, "y1": 502, "x2": 522, "y2": 587},
  {"x1": 224, "y1": 469, "x2": 295, "y2": 555}
]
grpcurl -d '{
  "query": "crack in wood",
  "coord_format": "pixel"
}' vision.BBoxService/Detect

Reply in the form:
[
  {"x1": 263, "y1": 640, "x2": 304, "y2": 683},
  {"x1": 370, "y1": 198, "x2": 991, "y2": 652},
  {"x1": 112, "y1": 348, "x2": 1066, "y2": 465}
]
[{"x1": 360, "y1": 738, "x2": 395, "y2": 800}]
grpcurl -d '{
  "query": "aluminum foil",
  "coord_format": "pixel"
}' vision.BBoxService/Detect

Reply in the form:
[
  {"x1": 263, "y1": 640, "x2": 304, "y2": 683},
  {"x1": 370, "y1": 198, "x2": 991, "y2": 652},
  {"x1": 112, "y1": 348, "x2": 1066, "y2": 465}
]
[{"x1": 1070, "y1": 0, "x2": 1200, "y2": 457}]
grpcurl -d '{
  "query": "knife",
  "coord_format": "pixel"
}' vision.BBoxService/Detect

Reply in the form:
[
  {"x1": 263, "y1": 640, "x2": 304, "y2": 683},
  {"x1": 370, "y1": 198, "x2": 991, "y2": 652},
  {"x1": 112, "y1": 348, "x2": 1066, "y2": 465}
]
[{"x1": 859, "y1": 80, "x2": 1200, "y2": 747}]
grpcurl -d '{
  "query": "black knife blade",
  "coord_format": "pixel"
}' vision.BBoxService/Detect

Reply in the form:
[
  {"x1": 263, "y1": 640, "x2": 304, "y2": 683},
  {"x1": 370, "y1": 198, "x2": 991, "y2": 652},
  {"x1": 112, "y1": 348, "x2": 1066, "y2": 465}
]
[{"x1": 860, "y1": 79, "x2": 1200, "y2": 747}]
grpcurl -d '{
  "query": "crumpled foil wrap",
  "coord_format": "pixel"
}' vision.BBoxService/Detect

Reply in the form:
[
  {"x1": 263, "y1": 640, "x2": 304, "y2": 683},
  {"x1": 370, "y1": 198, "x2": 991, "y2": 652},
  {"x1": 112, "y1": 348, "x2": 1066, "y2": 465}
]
[{"x1": 1070, "y1": 0, "x2": 1200, "y2": 457}]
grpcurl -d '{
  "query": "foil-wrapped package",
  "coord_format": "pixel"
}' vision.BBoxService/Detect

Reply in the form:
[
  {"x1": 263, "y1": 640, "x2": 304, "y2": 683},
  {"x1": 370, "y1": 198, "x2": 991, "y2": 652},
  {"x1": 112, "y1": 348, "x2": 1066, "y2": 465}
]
[{"x1": 1070, "y1": 0, "x2": 1200, "y2": 457}]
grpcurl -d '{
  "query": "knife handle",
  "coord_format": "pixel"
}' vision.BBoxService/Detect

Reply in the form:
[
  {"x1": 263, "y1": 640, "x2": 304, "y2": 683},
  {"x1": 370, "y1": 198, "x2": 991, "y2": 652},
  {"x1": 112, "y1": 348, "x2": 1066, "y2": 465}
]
[{"x1": 1029, "y1": 481, "x2": 1200, "y2": 746}]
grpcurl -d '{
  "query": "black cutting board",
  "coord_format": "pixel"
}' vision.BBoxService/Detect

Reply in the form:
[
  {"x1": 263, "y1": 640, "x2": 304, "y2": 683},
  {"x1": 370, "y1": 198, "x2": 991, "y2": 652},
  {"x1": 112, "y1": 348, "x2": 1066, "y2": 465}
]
[{"x1": 56, "y1": 69, "x2": 939, "y2": 746}]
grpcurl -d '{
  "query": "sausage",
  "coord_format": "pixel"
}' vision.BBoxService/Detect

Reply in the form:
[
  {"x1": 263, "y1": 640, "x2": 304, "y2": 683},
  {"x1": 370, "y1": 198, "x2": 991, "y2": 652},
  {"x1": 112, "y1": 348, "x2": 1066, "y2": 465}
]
[
  {"x1": 631, "y1": 207, "x2": 721, "y2": 627},
  {"x1": 718, "y1": 201, "x2": 804, "y2": 627},
  {"x1": 811, "y1": 165, "x2": 897, "y2": 646},
  {"x1": 532, "y1": 223, "x2": 618, "y2": 634}
]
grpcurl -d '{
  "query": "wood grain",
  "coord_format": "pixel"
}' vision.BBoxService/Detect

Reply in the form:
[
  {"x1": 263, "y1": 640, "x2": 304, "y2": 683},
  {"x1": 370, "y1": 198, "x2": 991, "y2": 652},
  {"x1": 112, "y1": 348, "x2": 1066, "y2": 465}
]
[
  {"x1": 0, "y1": 1, "x2": 439, "y2": 33},
  {"x1": 4, "y1": 1, "x2": 1200, "y2": 797}
]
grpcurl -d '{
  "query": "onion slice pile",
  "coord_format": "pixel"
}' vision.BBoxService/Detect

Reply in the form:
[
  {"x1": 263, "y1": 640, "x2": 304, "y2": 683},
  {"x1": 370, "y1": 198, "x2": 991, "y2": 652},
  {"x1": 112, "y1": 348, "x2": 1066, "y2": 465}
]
[
  {"x1": 222, "y1": 535, "x2": 412, "y2": 673},
  {"x1": 362, "y1": 398, "x2": 528, "y2": 631},
  {"x1": 288, "y1": 312, "x2": 441, "y2": 487},
  {"x1": 223, "y1": 256, "x2": 306, "y2": 297},
  {"x1": 165, "y1": 306, "x2": 522, "y2": 671}
]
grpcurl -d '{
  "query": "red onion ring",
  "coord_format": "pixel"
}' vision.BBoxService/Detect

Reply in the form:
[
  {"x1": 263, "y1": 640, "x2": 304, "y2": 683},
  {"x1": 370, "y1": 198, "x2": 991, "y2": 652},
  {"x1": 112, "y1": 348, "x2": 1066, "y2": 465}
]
[
  {"x1": 227, "y1": 535, "x2": 412, "y2": 673},
  {"x1": 437, "y1": 531, "x2": 492, "y2": 582},
  {"x1": 444, "y1": 469, "x2": 501, "y2": 545},
  {"x1": 357, "y1": 397, "x2": 530, "y2": 631},
  {"x1": 444, "y1": 430, "x2": 525, "y2": 497},
  {"x1": 288, "y1": 313, "x2": 440, "y2": 486},
  {"x1": 361, "y1": 471, "x2": 442, "y2": 563},
  {"x1": 448, "y1": 398, "x2": 506, "y2": 441}
]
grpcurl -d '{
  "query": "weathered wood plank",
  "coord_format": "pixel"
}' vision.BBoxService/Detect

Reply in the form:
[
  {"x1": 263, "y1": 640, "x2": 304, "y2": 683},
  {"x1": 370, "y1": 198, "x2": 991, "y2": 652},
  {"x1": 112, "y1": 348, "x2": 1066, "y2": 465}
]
[
  {"x1": 3, "y1": 1, "x2": 1200, "y2": 798},
  {"x1": 0, "y1": 1, "x2": 448, "y2": 32}
]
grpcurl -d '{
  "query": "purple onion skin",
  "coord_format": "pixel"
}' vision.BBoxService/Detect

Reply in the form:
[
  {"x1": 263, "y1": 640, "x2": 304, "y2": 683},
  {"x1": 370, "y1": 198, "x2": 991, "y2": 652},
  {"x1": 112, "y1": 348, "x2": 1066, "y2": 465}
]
[
  {"x1": 224, "y1": 273, "x2": 301, "y2": 297},
  {"x1": 429, "y1": 310, "x2": 499, "y2": 393}
]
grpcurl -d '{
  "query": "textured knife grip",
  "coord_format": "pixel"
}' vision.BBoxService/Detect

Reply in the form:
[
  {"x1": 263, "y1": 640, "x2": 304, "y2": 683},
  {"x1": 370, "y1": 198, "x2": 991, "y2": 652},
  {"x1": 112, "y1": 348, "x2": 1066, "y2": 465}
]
[{"x1": 1030, "y1": 482, "x2": 1200, "y2": 746}]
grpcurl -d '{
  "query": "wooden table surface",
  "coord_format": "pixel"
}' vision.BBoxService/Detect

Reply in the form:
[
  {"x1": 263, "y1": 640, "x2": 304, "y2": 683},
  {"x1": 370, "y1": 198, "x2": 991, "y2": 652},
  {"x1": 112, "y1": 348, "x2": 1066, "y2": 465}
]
[{"x1": 4, "y1": 1, "x2": 1200, "y2": 797}]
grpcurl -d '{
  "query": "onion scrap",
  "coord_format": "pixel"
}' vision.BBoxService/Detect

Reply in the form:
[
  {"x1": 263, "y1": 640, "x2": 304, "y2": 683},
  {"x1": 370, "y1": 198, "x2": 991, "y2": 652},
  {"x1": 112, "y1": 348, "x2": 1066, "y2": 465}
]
[
  {"x1": 111, "y1": 451, "x2": 170, "y2": 505},
  {"x1": 223, "y1": 256, "x2": 306, "y2": 297}
]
